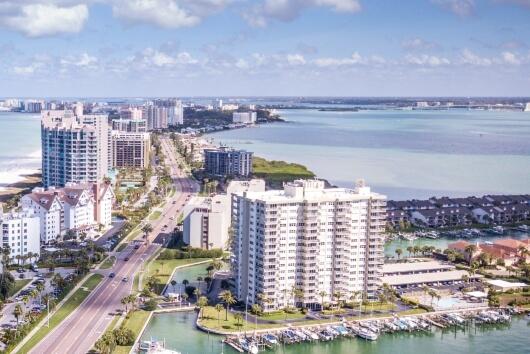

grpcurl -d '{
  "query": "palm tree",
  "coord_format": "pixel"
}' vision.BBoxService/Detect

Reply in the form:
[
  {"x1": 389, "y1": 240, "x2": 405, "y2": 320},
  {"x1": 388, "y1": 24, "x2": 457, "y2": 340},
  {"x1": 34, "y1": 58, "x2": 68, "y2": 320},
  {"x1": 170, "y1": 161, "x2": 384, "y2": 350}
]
[
  {"x1": 182, "y1": 293, "x2": 189, "y2": 305},
  {"x1": 218, "y1": 290, "x2": 236, "y2": 321},
  {"x1": 142, "y1": 224, "x2": 153, "y2": 238},
  {"x1": 234, "y1": 312, "x2": 243, "y2": 329},
  {"x1": 406, "y1": 246, "x2": 414, "y2": 257},
  {"x1": 211, "y1": 259, "x2": 223, "y2": 271},
  {"x1": 413, "y1": 245, "x2": 421, "y2": 257},
  {"x1": 214, "y1": 303, "x2": 224, "y2": 325},
  {"x1": 395, "y1": 248, "x2": 403, "y2": 260},
  {"x1": 318, "y1": 290, "x2": 327, "y2": 311},
  {"x1": 464, "y1": 244, "x2": 478, "y2": 265},
  {"x1": 292, "y1": 287, "x2": 304, "y2": 308},
  {"x1": 197, "y1": 276, "x2": 203, "y2": 293},
  {"x1": 170, "y1": 280, "x2": 177, "y2": 293},
  {"x1": 333, "y1": 290, "x2": 344, "y2": 310},
  {"x1": 13, "y1": 304, "x2": 23, "y2": 325},
  {"x1": 196, "y1": 296, "x2": 208, "y2": 319}
]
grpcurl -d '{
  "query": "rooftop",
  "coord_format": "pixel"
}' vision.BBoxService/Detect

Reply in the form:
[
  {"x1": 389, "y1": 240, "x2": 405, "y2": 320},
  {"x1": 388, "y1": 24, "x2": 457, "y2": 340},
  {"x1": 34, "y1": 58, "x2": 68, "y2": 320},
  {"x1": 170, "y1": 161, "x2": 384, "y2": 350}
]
[
  {"x1": 382, "y1": 270, "x2": 482, "y2": 287},
  {"x1": 382, "y1": 260, "x2": 454, "y2": 274}
]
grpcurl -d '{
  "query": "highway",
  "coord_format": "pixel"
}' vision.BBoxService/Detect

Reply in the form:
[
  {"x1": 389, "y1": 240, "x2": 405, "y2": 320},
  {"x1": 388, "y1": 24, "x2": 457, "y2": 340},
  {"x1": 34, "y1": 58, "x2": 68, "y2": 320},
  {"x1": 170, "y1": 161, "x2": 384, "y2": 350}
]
[{"x1": 26, "y1": 135, "x2": 198, "y2": 354}]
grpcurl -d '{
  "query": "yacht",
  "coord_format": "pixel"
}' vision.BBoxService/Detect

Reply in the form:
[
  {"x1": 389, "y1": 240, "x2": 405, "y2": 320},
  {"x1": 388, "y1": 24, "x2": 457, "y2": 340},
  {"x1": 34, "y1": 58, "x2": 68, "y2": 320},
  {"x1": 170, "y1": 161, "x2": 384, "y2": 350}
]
[{"x1": 515, "y1": 224, "x2": 529, "y2": 232}]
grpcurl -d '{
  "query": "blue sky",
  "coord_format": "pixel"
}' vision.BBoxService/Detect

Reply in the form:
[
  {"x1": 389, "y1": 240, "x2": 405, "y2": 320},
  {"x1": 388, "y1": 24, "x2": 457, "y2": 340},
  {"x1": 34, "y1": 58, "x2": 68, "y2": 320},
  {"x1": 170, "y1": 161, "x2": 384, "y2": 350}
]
[{"x1": 0, "y1": 0, "x2": 529, "y2": 97}]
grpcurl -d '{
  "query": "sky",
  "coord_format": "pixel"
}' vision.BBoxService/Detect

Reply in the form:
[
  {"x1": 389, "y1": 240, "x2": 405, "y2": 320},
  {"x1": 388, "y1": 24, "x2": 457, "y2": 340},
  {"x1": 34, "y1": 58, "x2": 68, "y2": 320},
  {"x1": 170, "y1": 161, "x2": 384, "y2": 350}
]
[{"x1": 0, "y1": 0, "x2": 529, "y2": 97}]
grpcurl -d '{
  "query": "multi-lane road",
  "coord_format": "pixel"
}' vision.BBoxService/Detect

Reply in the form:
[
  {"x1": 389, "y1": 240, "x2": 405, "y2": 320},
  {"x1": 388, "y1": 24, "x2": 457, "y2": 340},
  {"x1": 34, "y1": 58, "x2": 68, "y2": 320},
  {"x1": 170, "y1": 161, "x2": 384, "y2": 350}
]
[{"x1": 26, "y1": 135, "x2": 197, "y2": 354}]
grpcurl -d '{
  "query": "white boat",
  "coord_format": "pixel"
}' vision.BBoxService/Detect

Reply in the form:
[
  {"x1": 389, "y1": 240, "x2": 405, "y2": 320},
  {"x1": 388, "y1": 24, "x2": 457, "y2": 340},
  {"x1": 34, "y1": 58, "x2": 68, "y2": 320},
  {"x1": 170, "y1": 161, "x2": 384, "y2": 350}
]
[
  {"x1": 354, "y1": 327, "x2": 378, "y2": 341},
  {"x1": 139, "y1": 340, "x2": 181, "y2": 354},
  {"x1": 489, "y1": 226, "x2": 504, "y2": 235},
  {"x1": 515, "y1": 224, "x2": 529, "y2": 232}
]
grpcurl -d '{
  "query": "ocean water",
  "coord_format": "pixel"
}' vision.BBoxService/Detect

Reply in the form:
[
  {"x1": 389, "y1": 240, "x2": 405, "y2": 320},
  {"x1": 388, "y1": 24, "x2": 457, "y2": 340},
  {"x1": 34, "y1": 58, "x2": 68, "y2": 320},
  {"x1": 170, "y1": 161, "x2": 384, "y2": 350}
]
[
  {"x1": 207, "y1": 109, "x2": 530, "y2": 200},
  {"x1": 0, "y1": 112, "x2": 41, "y2": 189}
]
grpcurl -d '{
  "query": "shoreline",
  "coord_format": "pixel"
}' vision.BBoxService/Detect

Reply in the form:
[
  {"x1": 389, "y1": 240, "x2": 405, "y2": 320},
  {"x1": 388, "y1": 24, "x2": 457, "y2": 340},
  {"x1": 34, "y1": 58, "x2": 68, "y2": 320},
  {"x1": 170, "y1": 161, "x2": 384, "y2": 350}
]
[{"x1": 0, "y1": 172, "x2": 42, "y2": 204}]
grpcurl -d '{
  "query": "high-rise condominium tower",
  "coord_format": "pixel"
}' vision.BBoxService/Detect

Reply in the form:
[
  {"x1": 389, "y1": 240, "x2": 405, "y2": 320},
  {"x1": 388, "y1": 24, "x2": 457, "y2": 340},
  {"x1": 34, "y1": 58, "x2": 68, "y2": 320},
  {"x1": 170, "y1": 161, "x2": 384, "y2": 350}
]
[
  {"x1": 41, "y1": 110, "x2": 110, "y2": 188},
  {"x1": 232, "y1": 179, "x2": 386, "y2": 312}
]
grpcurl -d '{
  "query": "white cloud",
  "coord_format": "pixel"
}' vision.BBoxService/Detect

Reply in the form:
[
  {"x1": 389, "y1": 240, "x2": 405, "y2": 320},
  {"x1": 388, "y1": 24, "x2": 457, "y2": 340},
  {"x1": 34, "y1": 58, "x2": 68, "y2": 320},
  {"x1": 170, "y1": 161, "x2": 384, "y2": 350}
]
[
  {"x1": 402, "y1": 38, "x2": 437, "y2": 51},
  {"x1": 405, "y1": 54, "x2": 451, "y2": 66},
  {"x1": 1, "y1": 3, "x2": 88, "y2": 37},
  {"x1": 243, "y1": 0, "x2": 361, "y2": 27},
  {"x1": 12, "y1": 63, "x2": 43, "y2": 75},
  {"x1": 501, "y1": 51, "x2": 521, "y2": 65},
  {"x1": 432, "y1": 0, "x2": 475, "y2": 17},
  {"x1": 141, "y1": 48, "x2": 199, "y2": 67},
  {"x1": 287, "y1": 54, "x2": 306, "y2": 65},
  {"x1": 459, "y1": 49, "x2": 492, "y2": 66},
  {"x1": 61, "y1": 53, "x2": 99, "y2": 68},
  {"x1": 112, "y1": 0, "x2": 231, "y2": 29}
]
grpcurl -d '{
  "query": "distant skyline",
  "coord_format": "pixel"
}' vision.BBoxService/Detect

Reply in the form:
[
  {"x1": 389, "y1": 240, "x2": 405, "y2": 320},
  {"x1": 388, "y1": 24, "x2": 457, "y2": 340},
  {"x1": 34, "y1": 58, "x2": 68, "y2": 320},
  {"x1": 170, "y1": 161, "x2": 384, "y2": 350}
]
[{"x1": 1, "y1": 0, "x2": 530, "y2": 97}]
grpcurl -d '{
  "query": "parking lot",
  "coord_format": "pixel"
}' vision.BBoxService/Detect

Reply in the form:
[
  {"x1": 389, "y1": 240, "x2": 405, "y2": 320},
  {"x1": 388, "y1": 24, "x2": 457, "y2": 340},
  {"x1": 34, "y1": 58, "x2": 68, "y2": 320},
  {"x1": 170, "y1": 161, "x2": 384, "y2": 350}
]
[{"x1": 0, "y1": 268, "x2": 76, "y2": 330}]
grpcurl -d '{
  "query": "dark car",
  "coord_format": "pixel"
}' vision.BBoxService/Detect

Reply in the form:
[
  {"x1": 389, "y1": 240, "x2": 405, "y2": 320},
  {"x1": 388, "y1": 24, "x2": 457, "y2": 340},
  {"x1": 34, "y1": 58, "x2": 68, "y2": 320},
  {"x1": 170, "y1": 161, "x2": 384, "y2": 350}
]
[
  {"x1": 18, "y1": 273, "x2": 25, "y2": 279},
  {"x1": 122, "y1": 277, "x2": 129, "y2": 282},
  {"x1": 134, "y1": 244, "x2": 140, "y2": 250},
  {"x1": 109, "y1": 272, "x2": 115, "y2": 278},
  {"x1": 124, "y1": 257, "x2": 129, "y2": 261}
]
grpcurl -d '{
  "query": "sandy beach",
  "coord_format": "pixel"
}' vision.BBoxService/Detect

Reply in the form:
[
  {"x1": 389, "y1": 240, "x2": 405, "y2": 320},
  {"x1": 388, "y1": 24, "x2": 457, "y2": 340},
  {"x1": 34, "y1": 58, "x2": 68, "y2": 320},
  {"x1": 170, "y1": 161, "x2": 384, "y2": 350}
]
[{"x1": 0, "y1": 172, "x2": 42, "y2": 204}]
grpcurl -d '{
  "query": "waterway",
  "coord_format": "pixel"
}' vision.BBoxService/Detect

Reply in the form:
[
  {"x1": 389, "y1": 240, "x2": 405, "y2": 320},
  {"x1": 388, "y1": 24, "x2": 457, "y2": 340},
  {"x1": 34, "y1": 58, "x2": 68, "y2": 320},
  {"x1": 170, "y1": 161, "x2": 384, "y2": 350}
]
[
  {"x1": 141, "y1": 310, "x2": 530, "y2": 354},
  {"x1": 207, "y1": 109, "x2": 530, "y2": 200},
  {"x1": 141, "y1": 263, "x2": 530, "y2": 354}
]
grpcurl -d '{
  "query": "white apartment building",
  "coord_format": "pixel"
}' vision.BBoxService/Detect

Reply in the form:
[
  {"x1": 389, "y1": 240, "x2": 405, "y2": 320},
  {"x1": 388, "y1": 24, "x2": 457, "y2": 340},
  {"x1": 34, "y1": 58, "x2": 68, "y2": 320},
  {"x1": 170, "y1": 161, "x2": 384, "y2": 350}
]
[
  {"x1": 0, "y1": 210, "x2": 41, "y2": 262},
  {"x1": 232, "y1": 179, "x2": 386, "y2": 312},
  {"x1": 41, "y1": 110, "x2": 110, "y2": 188},
  {"x1": 21, "y1": 182, "x2": 114, "y2": 243},
  {"x1": 524, "y1": 103, "x2": 530, "y2": 112},
  {"x1": 233, "y1": 112, "x2": 257, "y2": 124},
  {"x1": 183, "y1": 180, "x2": 265, "y2": 249}
]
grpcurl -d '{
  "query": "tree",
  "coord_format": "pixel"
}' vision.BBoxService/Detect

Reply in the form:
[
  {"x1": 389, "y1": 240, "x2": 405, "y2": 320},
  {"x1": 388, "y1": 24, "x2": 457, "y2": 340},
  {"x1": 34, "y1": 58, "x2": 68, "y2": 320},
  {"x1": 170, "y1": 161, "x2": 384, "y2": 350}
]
[
  {"x1": 218, "y1": 290, "x2": 236, "y2": 321},
  {"x1": 196, "y1": 276, "x2": 203, "y2": 293},
  {"x1": 170, "y1": 280, "x2": 177, "y2": 293},
  {"x1": 233, "y1": 312, "x2": 243, "y2": 328},
  {"x1": 144, "y1": 298, "x2": 158, "y2": 311},
  {"x1": 251, "y1": 303, "x2": 262, "y2": 316},
  {"x1": 196, "y1": 296, "x2": 208, "y2": 319},
  {"x1": 292, "y1": 287, "x2": 304, "y2": 308},
  {"x1": 215, "y1": 303, "x2": 224, "y2": 325},
  {"x1": 464, "y1": 244, "x2": 478, "y2": 265},
  {"x1": 142, "y1": 224, "x2": 153, "y2": 238},
  {"x1": 406, "y1": 246, "x2": 414, "y2": 258},
  {"x1": 182, "y1": 293, "x2": 189, "y2": 305},
  {"x1": 113, "y1": 327, "x2": 135, "y2": 346},
  {"x1": 333, "y1": 290, "x2": 344, "y2": 310},
  {"x1": 95, "y1": 332, "x2": 116, "y2": 354},
  {"x1": 64, "y1": 229, "x2": 77, "y2": 242},
  {"x1": 211, "y1": 259, "x2": 223, "y2": 271},
  {"x1": 13, "y1": 304, "x2": 23, "y2": 325},
  {"x1": 0, "y1": 272, "x2": 15, "y2": 301},
  {"x1": 121, "y1": 296, "x2": 131, "y2": 313},
  {"x1": 318, "y1": 290, "x2": 327, "y2": 311},
  {"x1": 395, "y1": 248, "x2": 403, "y2": 259}
]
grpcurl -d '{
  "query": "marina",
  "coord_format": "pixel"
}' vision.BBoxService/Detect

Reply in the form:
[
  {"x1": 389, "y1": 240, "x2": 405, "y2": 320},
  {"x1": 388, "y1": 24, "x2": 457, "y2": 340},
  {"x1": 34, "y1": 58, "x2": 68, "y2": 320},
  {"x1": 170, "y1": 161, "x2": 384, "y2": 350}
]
[{"x1": 139, "y1": 308, "x2": 530, "y2": 354}]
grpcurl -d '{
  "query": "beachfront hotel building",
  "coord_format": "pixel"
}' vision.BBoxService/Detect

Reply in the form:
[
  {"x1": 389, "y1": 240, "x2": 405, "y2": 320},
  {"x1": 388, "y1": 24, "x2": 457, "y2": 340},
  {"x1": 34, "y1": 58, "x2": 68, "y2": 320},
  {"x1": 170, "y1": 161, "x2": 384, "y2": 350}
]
[
  {"x1": 232, "y1": 179, "x2": 387, "y2": 312},
  {"x1": 41, "y1": 110, "x2": 110, "y2": 188},
  {"x1": 0, "y1": 209, "x2": 41, "y2": 261},
  {"x1": 233, "y1": 111, "x2": 257, "y2": 124},
  {"x1": 111, "y1": 131, "x2": 151, "y2": 169},
  {"x1": 204, "y1": 147, "x2": 253, "y2": 177}
]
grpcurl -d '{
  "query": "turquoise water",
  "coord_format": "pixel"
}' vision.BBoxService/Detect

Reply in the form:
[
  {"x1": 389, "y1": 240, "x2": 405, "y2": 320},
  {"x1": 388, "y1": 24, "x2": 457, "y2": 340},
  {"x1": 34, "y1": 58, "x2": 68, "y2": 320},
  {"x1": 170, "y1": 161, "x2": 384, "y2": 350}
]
[
  {"x1": 141, "y1": 310, "x2": 530, "y2": 354},
  {"x1": 207, "y1": 109, "x2": 530, "y2": 200},
  {"x1": 0, "y1": 112, "x2": 41, "y2": 187}
]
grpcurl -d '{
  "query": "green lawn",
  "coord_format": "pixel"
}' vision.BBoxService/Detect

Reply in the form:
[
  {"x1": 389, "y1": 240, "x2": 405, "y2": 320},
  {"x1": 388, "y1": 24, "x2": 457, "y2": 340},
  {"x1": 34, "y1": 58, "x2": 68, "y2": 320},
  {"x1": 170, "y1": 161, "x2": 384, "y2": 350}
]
[
  {"x1": 145, "y1": 258, "x2": 210, "y2": 294},
  {"x1": 259, "y1": 311, "x2": 306, "y2": 321},
  {"x1": 100, "y1": 256, "x2": 116, "y2": 270},
  {"x1": 113, "y1": 310, "x2": 151, "y2": 354},
  {"x1": 9, "y1": 279, "x2": 32, "y2": 297},
  {"x1": 148, "y1": 211, "x2": 162, "y2": 221},
  {"x1": 18, "y1": 274, "x2": 104, "y2": 353},
  {"x1": 252, "y1": 157, "x2": 315, "y2": 187},
  {"x1": 125, "y1": 229, "x2": 142, "y2": 242},
  {"x1": 116, "y1": 243, "x2": 128, "y2": 252}
]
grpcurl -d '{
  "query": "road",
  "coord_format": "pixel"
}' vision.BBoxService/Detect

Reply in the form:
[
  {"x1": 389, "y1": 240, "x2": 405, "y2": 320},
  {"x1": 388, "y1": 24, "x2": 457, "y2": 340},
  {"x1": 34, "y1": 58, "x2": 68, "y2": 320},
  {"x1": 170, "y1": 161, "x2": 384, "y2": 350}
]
[{"x1": 27, "y1": 135, "x2": 198, "y2": 354}]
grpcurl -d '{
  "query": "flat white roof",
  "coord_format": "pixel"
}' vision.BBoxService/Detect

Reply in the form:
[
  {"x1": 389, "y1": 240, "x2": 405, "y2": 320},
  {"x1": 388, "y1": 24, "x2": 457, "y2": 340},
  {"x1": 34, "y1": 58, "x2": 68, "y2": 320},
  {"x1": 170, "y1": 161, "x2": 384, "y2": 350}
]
[
  {"x1": 485, "y1": 279, "x2": 528, "y2": 288},
  {"x1": 382, "y1": 261, "x2": 454, "y2": 274},
  {"x1": 382, "y1": 270, "x2": 482, "y2": 286}
]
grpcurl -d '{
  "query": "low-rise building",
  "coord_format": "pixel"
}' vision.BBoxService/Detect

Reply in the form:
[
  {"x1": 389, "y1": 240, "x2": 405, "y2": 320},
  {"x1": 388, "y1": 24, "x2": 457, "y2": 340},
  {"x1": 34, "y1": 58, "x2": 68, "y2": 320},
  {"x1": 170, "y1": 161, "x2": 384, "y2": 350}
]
[
  {"x1": 232, "y1": 112, "x2": 257, "y2": 124},
  {"x1": 20, "y1": 182, "x2": 114, "y2": 243},
  {"x1": 0, "y1": 209, "x2": 41, "y2": 262}
]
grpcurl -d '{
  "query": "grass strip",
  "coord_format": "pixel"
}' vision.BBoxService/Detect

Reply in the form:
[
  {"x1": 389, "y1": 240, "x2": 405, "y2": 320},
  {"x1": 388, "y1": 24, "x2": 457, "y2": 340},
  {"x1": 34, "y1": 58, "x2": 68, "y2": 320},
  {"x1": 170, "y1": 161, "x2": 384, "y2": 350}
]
[
  {"x1": 100, "y1": 256, "x2": 116, "y2": 270},
  {"x1": 148, "y1": 211, "x2": 162, "y2": 221},
  {"x1": 9, "y1": 279, "x2": 32, "y2": 297},
  {"x1": 113, "y1": 310, "x2": 151, "y2": 354},
  {"x1": 18, "y1": 274, "x2": 103, "y2": 353}
]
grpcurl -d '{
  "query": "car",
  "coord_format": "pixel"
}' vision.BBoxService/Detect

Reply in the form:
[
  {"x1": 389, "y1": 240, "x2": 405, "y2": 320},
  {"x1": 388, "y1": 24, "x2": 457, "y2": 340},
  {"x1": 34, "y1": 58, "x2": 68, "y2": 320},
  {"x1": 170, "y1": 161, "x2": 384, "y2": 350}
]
[
  {"x1": 124, "y1": 257, "x2": 129, "y2": 261},
  {"x1": 16, "y1": 268, "x2": 25, "y2": 273},
  {"x1": 172, "y1": 201, "x2": 176, "y2": 204},
  {"x1": 122, "y1": 277, "x2": 129, "y2": 282},
  {"x1": 18, "y1": 273, "x2": 25, "y2": 279},
  {"x1": 109, "y1": 272, "x2": 115, "y2": 278},
  {"x1": 134, "y1": 244, "x2": 140, "y2": 250}
]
